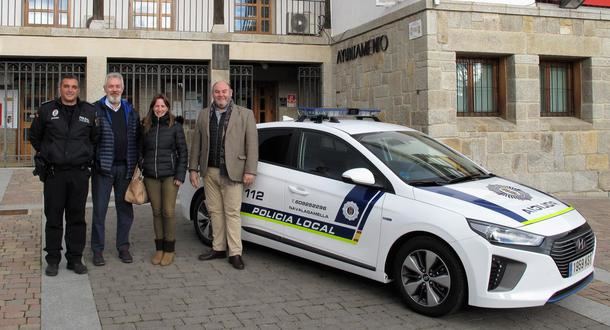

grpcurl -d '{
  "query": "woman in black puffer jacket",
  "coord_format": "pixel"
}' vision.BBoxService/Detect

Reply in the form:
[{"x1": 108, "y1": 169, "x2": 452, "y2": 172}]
[{"x1": 140, "y1": 94, "x2": 188, "y2": 266}]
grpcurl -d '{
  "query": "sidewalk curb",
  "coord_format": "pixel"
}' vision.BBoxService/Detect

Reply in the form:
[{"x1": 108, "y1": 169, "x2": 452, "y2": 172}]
[
  {"x1": 558, "y1": 294, "x2": 610, "y2": 326},
  {"x1": 0, "y1": 169, "x2": 12, "y2": 201},
  {"x1": 40, "y1": 200, "x2": 101, "y2": 330}
]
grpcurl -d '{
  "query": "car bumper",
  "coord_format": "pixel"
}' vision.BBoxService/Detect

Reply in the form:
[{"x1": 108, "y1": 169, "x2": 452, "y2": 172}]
[{"x1": 458, "y1": 236, "x2": 596, "y2": 308}]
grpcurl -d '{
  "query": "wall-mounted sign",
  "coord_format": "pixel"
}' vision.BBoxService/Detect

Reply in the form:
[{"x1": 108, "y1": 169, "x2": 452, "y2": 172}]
[
  {"x1": 287, "y1": 94, "x2": 297, "y2": 108},
  {"x1": 0, "y1": 91, "x2": 18, "y2": 129},
  {"x1": 409, "y1": 19, "x2": 422, "y2": 40},
  {"x1": 336, "y1": 35, "x2": 389, "y2": 64}
]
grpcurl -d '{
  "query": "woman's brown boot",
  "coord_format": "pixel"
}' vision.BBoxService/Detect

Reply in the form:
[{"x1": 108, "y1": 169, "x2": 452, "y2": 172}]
[
  {"x1": 151, "y1": 240, "x2": 163, "y2": 265},
  {"x1": 160, "y1": 240, "x2": 175, "y2": 266}
]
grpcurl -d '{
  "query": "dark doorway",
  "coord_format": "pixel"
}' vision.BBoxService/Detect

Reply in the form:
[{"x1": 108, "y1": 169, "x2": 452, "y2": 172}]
[{"x1": 253, "y1": 82, "x2": 276, "y2": 123}]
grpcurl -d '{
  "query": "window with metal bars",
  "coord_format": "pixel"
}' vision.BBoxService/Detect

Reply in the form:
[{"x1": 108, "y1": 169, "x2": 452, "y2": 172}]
[
  {"x1": 456, "y1": 58, "x2": 500, "y2": 117},
  {"x1": 130, "y1": 0, "x2": 174, "y2": 30},
  {"x1": 540, "y1": 60, "x2": 579, "y2": 117},
  {"x1": 107, "y1": 62, "x2": 209, "y2": 128},
  {"x1": 25, "y1": 0, "x2": 69, "y2": 26},
  {"x1": 298, "y1": 66, "x2": 321, "y2": 107},
  {"x1": 230, "y1": 64, "x2": 253, "y2": 109}
]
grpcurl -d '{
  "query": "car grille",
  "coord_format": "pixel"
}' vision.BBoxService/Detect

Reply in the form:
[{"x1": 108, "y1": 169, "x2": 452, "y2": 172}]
[{"x1": 550, "y1": 223, "x2": 595, "y2": 278}]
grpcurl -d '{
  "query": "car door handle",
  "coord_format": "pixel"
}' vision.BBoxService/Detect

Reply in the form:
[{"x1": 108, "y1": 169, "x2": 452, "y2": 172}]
[{"x1": 288, "y1": 185, "x2": 310, "y2": 196}]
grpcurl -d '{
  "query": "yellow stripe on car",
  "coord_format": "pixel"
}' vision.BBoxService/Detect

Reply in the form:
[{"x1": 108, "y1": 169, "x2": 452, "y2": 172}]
[
  {"x1": 522, "y1": 207, "x2": 575, "y2": 226},
  {"x1": 241, "y1": 212, "x2": 358, "y2": 244}
]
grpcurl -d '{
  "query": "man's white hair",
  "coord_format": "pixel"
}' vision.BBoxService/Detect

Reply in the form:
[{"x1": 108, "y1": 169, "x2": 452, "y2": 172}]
[
  {"x1": 105, "y1": 72, "x2": 124, "y2": 88},
  {"x1": 212, "y1": 80, "x2": 232, "y2": 91}
]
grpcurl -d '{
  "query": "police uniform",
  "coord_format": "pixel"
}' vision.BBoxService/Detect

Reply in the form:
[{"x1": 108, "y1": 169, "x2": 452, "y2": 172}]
[{"x1": 29, "y1": 98, "x2": 98, "y2": 266}]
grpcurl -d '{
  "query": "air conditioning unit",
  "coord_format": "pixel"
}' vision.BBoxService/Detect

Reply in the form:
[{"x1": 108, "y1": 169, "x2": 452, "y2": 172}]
[{"x1": 287, "y1": 12, "x2": 316, "y2": 35}]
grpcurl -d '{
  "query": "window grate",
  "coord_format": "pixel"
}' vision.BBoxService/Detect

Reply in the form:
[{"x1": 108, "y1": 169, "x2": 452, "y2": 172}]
[
  {"x1": 108, "y1": 62, "x2": 209, "y2": 129},
  {"x1": 540, "y1": 61, "x2": 575, "y2": 117},
  {"x1": 298, "y1": 66, "x2": 321, "y2": 108},
  {"x1": 456, "y1": 58, "x2": 499, "y2": 117},
  {"x1": 230, "y1": 64, "x2": 254, "y2": 110}
]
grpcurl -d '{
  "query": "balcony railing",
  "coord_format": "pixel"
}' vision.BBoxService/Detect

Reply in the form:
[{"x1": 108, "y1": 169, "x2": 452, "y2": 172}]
[
  {"x1": 0, "y1": 0, "x2": 327, "y2": 35},
  {"x1": 229, "y1": 0, "x2": 326, "y2": 35}
]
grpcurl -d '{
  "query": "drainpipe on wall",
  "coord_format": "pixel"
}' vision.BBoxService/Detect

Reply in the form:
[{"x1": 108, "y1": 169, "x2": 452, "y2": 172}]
[
  {"x1": 212, "y1": 0, "x2": 227, "y2": 33},
  {"x1": 87, "y1": 0, "x2": 106, "y2": 29},
  {"x1": 324, "y1": 0, "x2": 331, "y2": 29}
]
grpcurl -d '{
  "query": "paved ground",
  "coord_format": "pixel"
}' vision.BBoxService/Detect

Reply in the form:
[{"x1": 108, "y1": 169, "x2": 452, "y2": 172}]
[{"x1": 1, "y1": 167, "x2": 610, "y2": 329}]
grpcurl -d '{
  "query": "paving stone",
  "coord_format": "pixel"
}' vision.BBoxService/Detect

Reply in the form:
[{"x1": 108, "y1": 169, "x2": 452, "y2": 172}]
[
  {"x1": 178, "y1": 324, "x2": 211, "y2": 330},
  {"x1": 113, "y1": 314, "x2": 142, "y2": 324},
  {"x1": 221, "y1": 319, "x2": 244, "y2": 328},
  {"x1": 132, "y1": 320, "x2": 165, "y2": 328},
  {"x1": 104, "y1": 325, "x2": 136, "y2": 330},
  {"x1": 98, "y1": 310, "x2": 127, "y2": 318},
  {"x1": 0, "y1": 193, "x2": 41, "y2": 330},
  {"x1": 203, "y1": 322, "x2": 225, "y2": 330}
]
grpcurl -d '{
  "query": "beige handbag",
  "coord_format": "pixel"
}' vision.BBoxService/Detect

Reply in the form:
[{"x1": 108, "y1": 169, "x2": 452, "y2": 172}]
[{"x1": 125, "y1": 167, "x2": 148, "y2": 205}]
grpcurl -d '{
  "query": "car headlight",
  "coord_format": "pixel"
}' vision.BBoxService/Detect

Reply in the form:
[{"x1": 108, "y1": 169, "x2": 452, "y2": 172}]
[{"x1": 467, "y1": 219, "x2": 544, "y2": 246}]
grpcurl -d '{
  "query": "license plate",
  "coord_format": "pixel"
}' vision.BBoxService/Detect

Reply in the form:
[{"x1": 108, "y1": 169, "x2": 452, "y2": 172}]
[{"x1": 569, "y1": 252, "x2": 593, "y2": 277}]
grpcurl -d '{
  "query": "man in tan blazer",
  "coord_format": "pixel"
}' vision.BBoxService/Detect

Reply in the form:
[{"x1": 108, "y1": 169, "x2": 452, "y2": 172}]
[{"x1": 189, "y1": 80, "x2": 258, "y2": 270}]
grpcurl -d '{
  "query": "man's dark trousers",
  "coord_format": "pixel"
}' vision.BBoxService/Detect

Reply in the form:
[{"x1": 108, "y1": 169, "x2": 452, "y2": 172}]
[
  {"x1": 43, "y1": 168, "x2": 89, "y2": 264},
  {"x1": 91, "y1": 163, "x2": 133, "y2": 253}
]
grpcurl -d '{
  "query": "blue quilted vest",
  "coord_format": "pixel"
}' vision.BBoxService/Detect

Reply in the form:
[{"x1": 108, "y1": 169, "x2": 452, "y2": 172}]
[{"x1": 94, "y1": 97, "x2": 139, "y2": 179}]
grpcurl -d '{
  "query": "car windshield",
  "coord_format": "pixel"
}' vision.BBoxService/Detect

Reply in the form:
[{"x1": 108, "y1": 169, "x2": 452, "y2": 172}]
[{"x1": 354, "y1": 131, "x2": 488, "y2": 186}]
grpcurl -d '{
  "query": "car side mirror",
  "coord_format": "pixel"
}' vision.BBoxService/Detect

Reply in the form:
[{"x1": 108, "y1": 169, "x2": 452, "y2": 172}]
[{"x1": 342, "y1": 168, "x2": 376, "y2": 186}]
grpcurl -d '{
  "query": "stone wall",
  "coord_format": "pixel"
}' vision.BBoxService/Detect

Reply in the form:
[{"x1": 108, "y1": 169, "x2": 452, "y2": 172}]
[
  {"x1": 332, "y1": 0, "x2": 610, "y2": 196},
  {"x1": 333, "y1": 4, "x2": 429, "y2": 132}
]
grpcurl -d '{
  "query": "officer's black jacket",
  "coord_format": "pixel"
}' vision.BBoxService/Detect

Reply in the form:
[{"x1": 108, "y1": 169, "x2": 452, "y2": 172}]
[{"x1": 29, "y1": 98, "x2": 99, "y2": 167}]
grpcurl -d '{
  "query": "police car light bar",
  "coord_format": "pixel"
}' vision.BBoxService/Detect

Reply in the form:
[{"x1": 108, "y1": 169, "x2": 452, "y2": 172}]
[{"x1": 297, "y1": 108, "x2": 381, "y2": 123}]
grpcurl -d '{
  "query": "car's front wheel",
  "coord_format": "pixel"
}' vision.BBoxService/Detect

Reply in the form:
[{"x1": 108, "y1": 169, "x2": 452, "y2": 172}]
[
  {"x1": 393, "y1": 236, "x2": 466, "y2": 317},
  {"x1": 190, "y1": 191, "x2": 213, "y2": 246}
]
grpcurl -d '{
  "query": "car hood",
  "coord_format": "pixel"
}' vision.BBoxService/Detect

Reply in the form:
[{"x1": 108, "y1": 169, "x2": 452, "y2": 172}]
[{"x1": 413, "y1": 176, "x2": 577, "y2": 230}]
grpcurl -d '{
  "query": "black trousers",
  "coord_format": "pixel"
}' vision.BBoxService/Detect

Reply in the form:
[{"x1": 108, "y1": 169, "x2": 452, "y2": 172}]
[{"x1": 43, "y1": 168, "x2": 90, "y2": 264}]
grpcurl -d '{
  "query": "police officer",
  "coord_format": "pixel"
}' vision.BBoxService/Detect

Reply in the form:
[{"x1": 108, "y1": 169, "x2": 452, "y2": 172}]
[{"x1": 30, "y1": 74, "x2": 98, "y2": 276}]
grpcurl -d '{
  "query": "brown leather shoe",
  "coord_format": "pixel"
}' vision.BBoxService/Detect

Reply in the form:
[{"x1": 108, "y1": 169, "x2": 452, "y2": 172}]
[
  {"x1": 198, "y1": 250, "x2": 226, "y2": 261},
  {"x1": 228, "y1": 255, "x2": 244, "y2": 270}
]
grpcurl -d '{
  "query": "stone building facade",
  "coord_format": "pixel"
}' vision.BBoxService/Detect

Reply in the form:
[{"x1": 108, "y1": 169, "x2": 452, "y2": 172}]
[
  {"x1": 2, "y1": 0, "x2": 609, "y2": 195},
  {"x1": 332, "y1": 0, "x2": 610, "y2": 196}
]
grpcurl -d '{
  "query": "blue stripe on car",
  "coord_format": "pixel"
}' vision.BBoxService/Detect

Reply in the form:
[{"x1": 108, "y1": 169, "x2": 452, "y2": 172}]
[{"x1": 418, "y1": 186, "x2": 527, "y2": 222}]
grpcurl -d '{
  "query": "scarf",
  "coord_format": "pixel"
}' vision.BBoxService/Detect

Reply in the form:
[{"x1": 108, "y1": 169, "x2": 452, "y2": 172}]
[{"x1": 210, "y1": 100, "x2": 233, "y2": 178}]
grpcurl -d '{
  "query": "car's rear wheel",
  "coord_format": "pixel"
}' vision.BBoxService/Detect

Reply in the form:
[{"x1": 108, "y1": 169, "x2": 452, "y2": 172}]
[
  {"x1": 190, "y1": 191, "x2": 213, "y2": 246},
  {"x1": 393, "y1": 236, "x2": 466, "y2": 317}
]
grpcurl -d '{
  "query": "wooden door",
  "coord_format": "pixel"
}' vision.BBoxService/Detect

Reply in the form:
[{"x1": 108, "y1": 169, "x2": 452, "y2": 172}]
[{"x1": 253, "y1": 83, "x2": 276, "y2": 123}]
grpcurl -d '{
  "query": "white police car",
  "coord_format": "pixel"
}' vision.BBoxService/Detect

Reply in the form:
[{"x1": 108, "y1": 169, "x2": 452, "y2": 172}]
[{"x1": 180, "y1": 108, "x2": 595, "y2": 316}]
